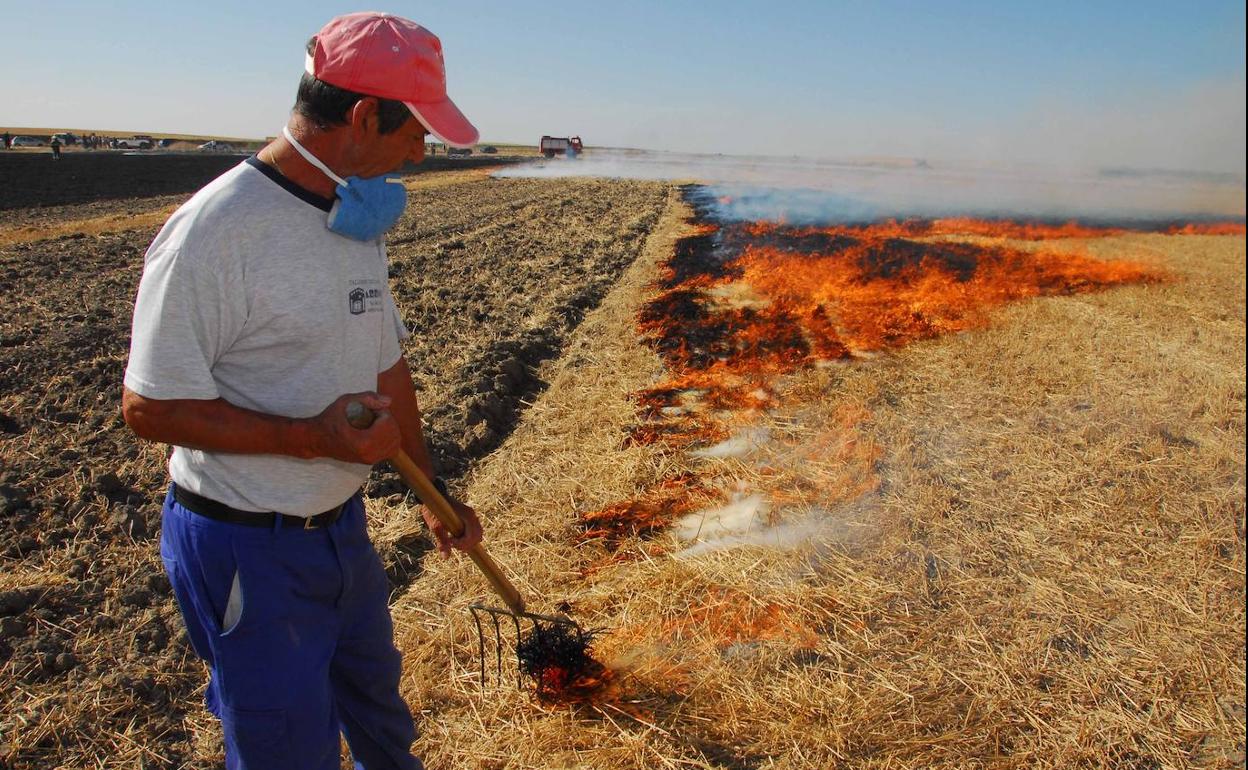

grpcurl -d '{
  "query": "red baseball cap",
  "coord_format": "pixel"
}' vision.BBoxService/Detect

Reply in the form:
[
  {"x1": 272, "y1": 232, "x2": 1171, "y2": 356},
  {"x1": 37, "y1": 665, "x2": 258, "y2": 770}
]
[{"x1": 306, "y1": 12, "x2": 479, "y2": 148}]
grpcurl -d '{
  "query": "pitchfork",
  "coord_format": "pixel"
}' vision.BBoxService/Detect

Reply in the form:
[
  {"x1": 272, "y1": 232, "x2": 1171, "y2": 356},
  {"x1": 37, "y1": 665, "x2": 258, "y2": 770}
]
[{"x1": 346, "y1": 401, "x2": 587, "y2": 688}]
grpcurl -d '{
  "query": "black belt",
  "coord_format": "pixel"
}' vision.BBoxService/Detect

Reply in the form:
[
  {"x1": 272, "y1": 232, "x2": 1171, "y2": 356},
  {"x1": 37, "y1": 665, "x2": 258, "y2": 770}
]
[{"x1": 172, "y1": 483, "x2": 350, "y2": 530}]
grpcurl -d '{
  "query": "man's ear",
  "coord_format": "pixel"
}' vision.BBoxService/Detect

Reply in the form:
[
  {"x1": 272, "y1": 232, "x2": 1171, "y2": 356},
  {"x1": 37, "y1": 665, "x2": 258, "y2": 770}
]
[{"x1": 347, "y1": 97, "x2": 380, "y2": 138}]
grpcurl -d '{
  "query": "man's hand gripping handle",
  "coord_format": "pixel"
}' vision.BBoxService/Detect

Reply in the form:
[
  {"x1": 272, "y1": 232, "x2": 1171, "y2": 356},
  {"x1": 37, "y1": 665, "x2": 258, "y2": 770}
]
[{"x1": 345, "y1": 401, "x2": 525, "y2": 614}]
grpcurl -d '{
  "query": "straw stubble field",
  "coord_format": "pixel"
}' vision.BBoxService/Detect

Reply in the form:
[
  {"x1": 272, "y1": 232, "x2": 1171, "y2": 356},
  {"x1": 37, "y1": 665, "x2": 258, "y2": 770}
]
[
  {"x1": 395, "y1": 197, "x2": 1245, "y2": 768},
  {"x1": 0, "y1": 154, "x2": 1243, "y2": 769}
]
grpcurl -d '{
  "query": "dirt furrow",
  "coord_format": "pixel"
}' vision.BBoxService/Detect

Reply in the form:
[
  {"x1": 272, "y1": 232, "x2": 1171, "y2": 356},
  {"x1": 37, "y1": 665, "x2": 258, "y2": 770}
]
[{"x1": 0, "y1": 172, "x2": 669, "y2": 769}]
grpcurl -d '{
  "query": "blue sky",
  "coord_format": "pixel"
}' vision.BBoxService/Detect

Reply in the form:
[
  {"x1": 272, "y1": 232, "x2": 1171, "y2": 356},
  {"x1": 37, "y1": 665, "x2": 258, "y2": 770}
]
[{"x1": 3, "y1": 1, "x2": 1244, "y2": 172}]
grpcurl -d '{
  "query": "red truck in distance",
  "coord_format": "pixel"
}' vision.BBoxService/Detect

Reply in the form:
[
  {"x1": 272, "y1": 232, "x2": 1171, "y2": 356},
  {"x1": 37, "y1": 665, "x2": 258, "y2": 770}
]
[{"x1": 540, "y1": 136, "x2": 583, "y2": 159}]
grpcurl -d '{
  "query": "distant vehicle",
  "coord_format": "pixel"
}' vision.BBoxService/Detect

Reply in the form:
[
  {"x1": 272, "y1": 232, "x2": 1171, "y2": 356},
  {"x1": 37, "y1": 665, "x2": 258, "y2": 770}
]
[
  {"x1": 197, "y1": 140, "x2": 235, "y2": 152},
  {"x1": 114, "y1": 135, "x2": 153, "y2": 150},
  {"x1": 540, "y1": 135, "x2": 582, "y2": 159},
  {"x1": 10, "y1": 136, "x2": 44, "y2": 147},
  {"x1": 446, "y1": 147, "x2": 472, "y2": 157},
  {"x1": 50, "y1": 133, "x2": 78, "y2": 146},
  {"x1": 480, "y1": 145, "x2": 498, "y2": 154},
  {"x1": 157, "y1": 138, "x2": 177, "y2": 148}
]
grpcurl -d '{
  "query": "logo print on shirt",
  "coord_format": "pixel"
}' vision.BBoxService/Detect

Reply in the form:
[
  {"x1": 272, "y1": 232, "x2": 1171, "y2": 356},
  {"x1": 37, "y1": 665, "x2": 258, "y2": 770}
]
[{"x1": 348, "y1": 285, "x2": 383, "y2": 315}]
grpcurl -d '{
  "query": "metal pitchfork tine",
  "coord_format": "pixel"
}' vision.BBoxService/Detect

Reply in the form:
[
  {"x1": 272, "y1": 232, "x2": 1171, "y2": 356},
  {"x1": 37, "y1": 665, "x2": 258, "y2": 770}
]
[
  {"x1": 345, "y1": 401, "x2": 584, "y2": 688},
  {"x1": 468, "y1": 603, "x2": 586, "y2": 688}
]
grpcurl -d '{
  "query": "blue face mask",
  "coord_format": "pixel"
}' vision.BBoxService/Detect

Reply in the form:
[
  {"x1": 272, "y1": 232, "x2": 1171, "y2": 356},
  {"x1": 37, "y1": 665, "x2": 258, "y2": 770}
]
[{"x1": 282, "y1": 127, "x2": 407, "y2": 242}]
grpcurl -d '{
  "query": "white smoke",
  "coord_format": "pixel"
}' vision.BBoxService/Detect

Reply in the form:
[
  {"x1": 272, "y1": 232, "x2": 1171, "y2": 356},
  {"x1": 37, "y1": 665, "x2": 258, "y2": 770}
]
[
  {"x1": 690, "y1": 427, "x2": 772, "y2": 460},
  {"x1": 496, "y1": 149, "x2": 1245, "y2": 222},
  {"x1": 672, "y1": 499, "x2": 876, "y2": 559},
  {"x1": 673, "y1": 517, "x2": 824, "y2": 559},
  {"x1": 674, "y1": 493, "x2": 769, "y2": 544}
]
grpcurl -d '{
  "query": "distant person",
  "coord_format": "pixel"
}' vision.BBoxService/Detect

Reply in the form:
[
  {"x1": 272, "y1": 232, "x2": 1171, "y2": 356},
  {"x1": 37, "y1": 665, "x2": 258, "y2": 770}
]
[
  {"x1": 50, "y1": 136, "x2": 62, "y2": 160},
  {"x1": 2, "y1": 131, "x2": 10, "y2": 149},
  {"x1": 122, "y1": 12, "x2": 483, "y2": 770}
]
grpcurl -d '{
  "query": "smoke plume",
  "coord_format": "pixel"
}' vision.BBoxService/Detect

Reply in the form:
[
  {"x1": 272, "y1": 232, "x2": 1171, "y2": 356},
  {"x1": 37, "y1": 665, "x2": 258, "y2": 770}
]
[{"x1": 497, "y1": 150, "x2": 1245, "y2": 224}]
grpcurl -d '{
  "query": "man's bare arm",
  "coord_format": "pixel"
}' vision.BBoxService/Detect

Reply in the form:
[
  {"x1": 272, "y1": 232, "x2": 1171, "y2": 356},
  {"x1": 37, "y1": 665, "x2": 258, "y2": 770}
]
[{"x1": 121, "y1": 387, "x2": 401, "y2": 465}]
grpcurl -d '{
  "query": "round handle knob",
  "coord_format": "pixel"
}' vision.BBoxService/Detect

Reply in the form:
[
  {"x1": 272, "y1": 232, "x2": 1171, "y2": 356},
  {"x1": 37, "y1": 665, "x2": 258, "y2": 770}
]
[{"x1": 345, "y1": 401, "x2": 376, "y2": 429}]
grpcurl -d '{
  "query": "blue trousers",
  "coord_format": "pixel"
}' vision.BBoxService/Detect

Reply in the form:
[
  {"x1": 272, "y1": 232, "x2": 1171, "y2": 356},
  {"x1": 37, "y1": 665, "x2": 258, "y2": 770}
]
[{"x1": 160, "y1": 487, "x2": 423, "y2": 770}]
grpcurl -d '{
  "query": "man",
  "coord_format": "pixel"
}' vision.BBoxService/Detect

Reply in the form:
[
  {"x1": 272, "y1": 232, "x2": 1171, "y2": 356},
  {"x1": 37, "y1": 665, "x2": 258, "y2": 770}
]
[{"x1": 122, "y1": 13, "x2": 483, "y2": 770}]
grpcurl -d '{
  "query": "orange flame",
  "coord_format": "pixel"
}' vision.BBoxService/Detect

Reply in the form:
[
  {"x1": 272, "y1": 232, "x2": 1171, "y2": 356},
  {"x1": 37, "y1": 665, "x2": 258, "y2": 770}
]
[
  {"x1": 743, "y1": 217, "x2": 1244, "y2": 241},
  {"x1": 641, "y1": 219, "x2": 1165, "y2": 379},
  {"x1": 683, "y1": 587, "x2": 822, "y2": 649},
  {"x1": 530, "y1": 660, "x2": 617, "y2": 705},
  {"x1": 734, "y1": 237, "x2": 1161, "y2": 354},
  {"x1": 593, "y1": 213, "x2": 1169, "y2": 554},
  {"x1": 573, "y1": 207, "x2": 1228, "y2": 661},
  {"x1": 610, "y1": 586, "x2": 825, "y2": 651},
  {"x1": 576, "y1": 475, "x2": 712, "y2": 550},
  {"x1": 1164, "y1": 222, "x2": 1246, "y2": 236},
  {"x1": 740, "y1": 218, "x2": 1131, "y2": 241}
]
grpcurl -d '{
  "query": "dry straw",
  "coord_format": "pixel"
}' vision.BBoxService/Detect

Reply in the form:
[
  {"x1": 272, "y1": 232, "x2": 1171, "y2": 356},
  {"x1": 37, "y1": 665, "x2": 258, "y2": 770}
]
[{"x1": 389, "y1": 193, "x2": 1245, "y2": 769}]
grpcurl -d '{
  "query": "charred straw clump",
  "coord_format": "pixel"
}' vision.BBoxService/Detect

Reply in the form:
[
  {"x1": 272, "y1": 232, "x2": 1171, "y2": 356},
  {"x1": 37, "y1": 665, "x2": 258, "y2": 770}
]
[{"x1": 516, "y1": 622, "x2": 613, "y2": 704}]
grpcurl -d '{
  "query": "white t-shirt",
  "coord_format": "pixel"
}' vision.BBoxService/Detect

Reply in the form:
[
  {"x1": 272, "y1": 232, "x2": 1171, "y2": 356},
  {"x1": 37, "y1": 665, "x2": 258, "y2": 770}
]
[{"x1": 125, "y1": 158, "x2": 408, "y2": 516}]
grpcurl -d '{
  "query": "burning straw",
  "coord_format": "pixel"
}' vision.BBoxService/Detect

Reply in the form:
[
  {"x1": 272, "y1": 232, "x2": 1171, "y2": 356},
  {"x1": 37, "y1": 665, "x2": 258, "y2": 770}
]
[
  {"x1": 578, "y1": 198, "x2": 1172, "y2": 560},
  {"x1": 395, "y1": 184, "x2": 1244, "y2": 768}
]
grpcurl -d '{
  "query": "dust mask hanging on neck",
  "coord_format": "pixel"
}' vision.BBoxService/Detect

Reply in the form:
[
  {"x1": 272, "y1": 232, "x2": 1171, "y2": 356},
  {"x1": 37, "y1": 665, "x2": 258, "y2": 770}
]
[{"x1": 282, "y1": 127, "x2": 407, "y2": 242}]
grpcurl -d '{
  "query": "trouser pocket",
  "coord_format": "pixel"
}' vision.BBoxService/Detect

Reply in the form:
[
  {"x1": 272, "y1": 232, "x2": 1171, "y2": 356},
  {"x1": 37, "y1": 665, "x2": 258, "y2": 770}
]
[
  {"x1": 162, "y1": 556, "x2": 215, "y2": 663},
  {"x1": 162, "y1": 495, "x2": 246, "y2": 638},
  {"x1": 222, "y1": 707, "x2": 292, "y2": 770}
]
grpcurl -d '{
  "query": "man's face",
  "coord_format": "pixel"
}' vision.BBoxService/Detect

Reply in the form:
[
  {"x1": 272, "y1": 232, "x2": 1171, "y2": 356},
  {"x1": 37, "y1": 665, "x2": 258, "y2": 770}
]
[{"x1": 346, "y1": 103, "x2": 429, "y2": 177}]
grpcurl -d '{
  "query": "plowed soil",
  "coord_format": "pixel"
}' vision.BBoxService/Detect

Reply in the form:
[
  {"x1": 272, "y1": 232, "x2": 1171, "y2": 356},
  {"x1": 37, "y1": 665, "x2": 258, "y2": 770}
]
[
  {"x1": 0, "y1": 154, "x2": 668, "y2": 768},
  {"x1": 0, "y1": 151, "x2": 520, "y2": 211}
]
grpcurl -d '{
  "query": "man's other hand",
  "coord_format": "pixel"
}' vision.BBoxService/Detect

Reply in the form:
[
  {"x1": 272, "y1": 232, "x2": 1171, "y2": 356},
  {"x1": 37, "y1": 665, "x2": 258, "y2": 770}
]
[{"x1": 422, "y1": 497, "x2": 484, "y2": 558}]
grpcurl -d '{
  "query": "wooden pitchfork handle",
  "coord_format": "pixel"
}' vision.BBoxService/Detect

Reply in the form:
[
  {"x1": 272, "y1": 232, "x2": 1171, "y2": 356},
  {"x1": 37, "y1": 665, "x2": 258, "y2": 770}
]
[{"x1": 345, "y1": 401, "x2": 526, "y2": 615}]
